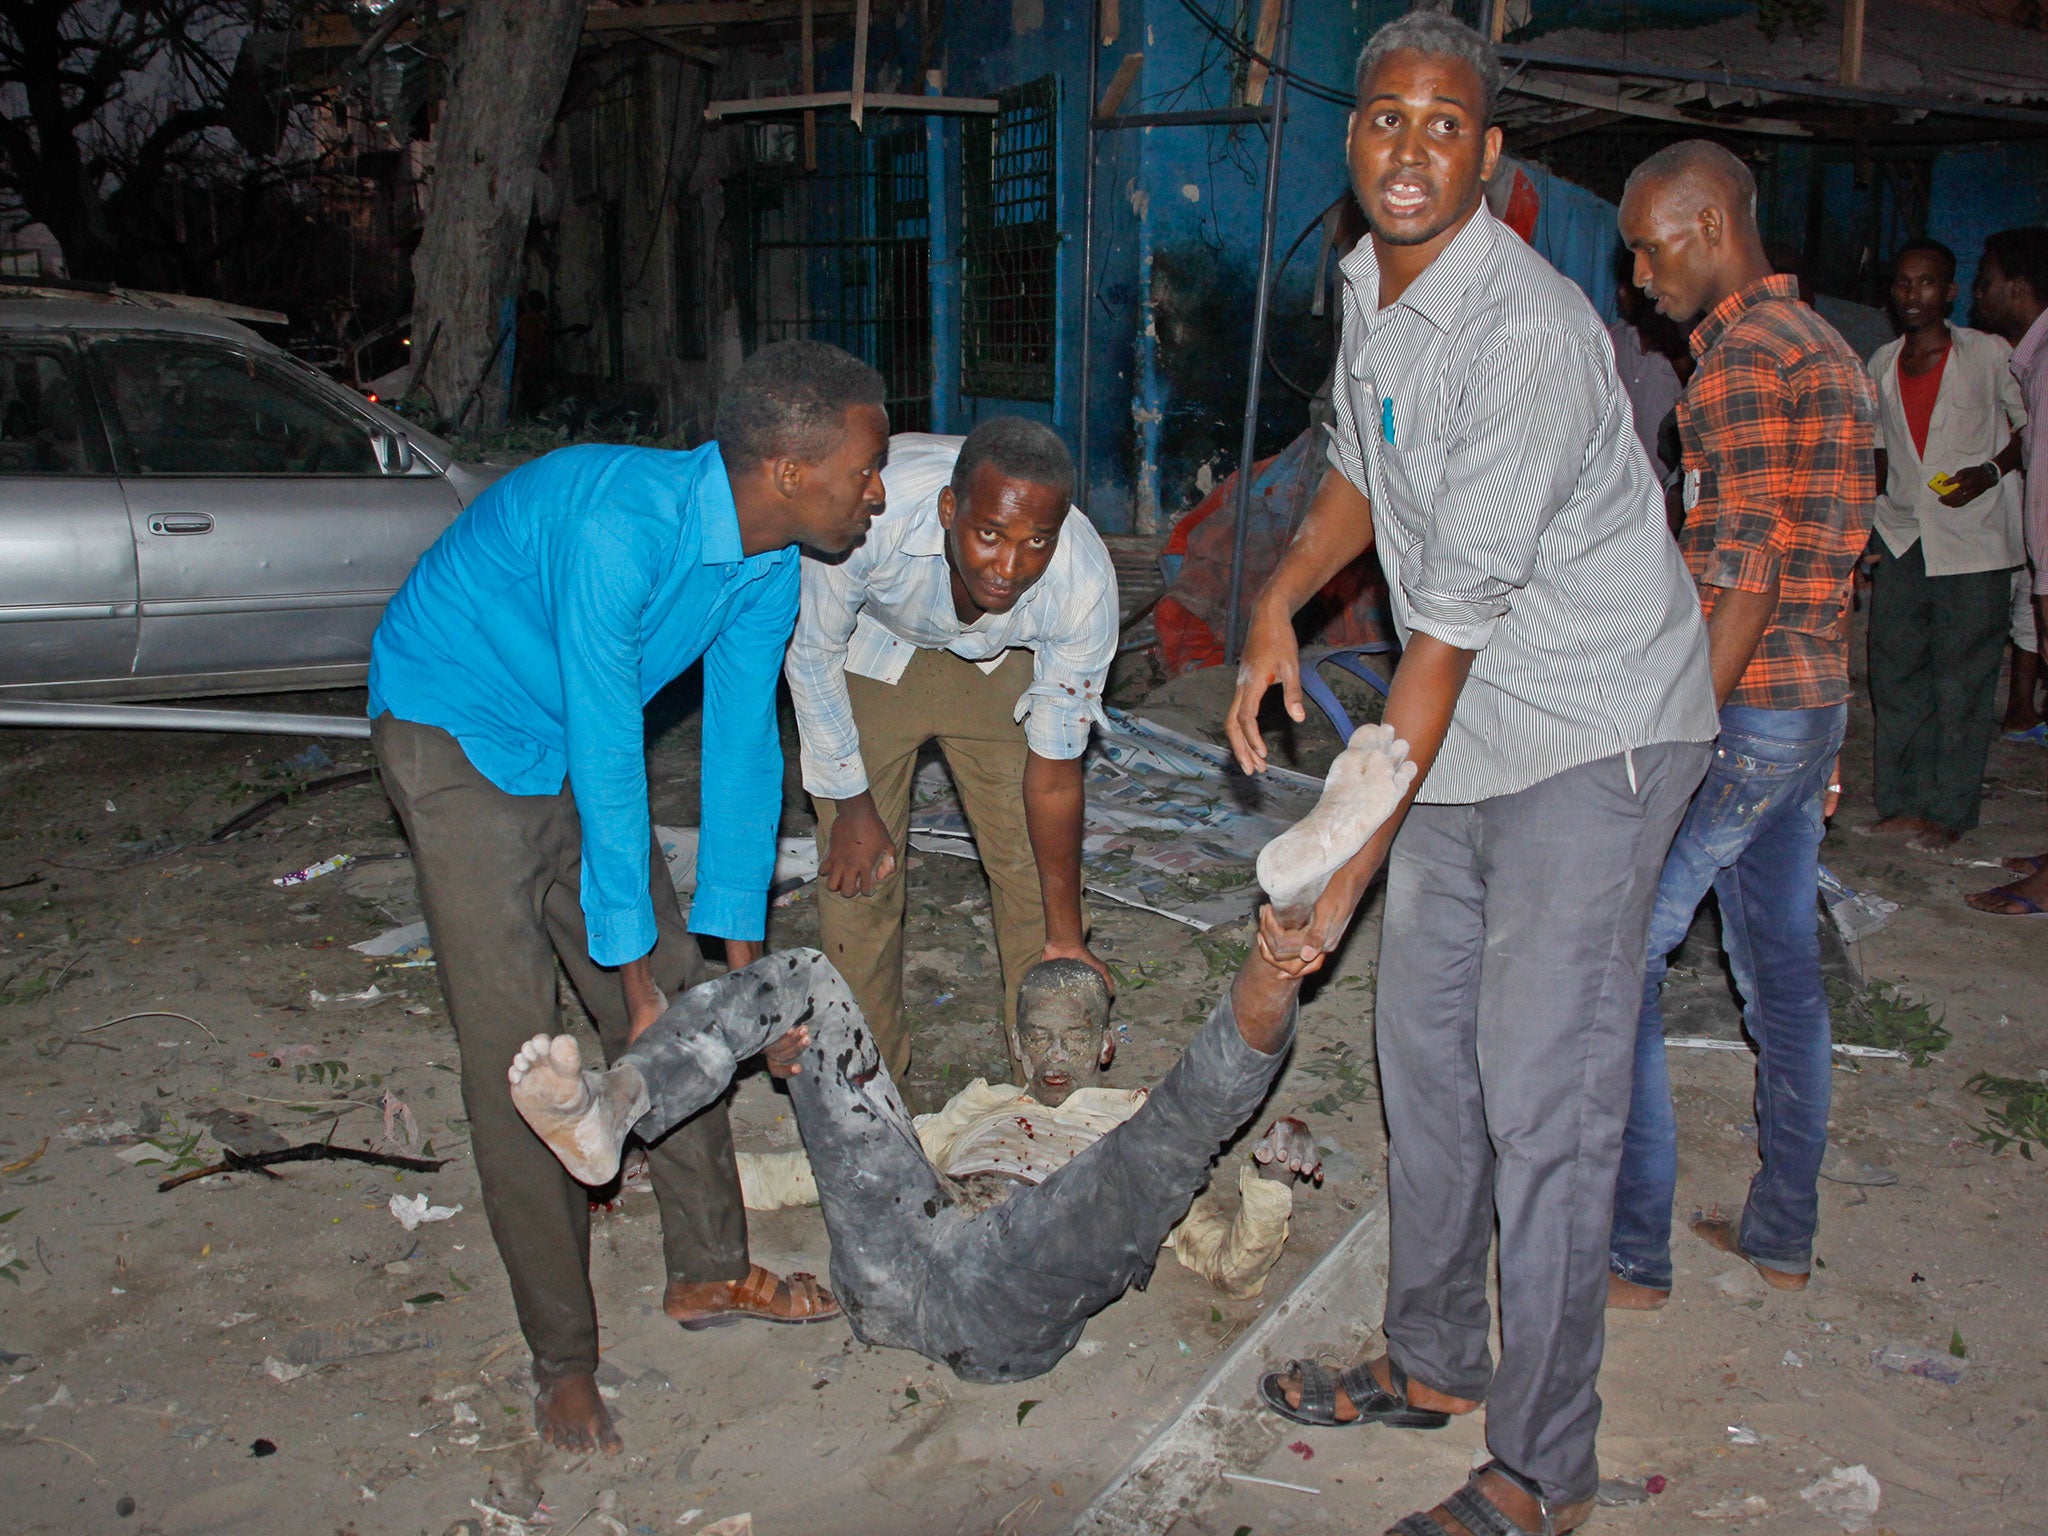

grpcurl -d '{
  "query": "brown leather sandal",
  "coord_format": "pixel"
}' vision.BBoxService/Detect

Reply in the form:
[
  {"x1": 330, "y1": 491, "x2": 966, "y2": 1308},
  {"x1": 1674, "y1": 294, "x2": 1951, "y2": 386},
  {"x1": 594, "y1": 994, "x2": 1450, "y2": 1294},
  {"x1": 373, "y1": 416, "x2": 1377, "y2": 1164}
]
[
  {"x1": 667, "y1": 1264, "x2": 842, "y2": 1330},
  {"x1": 1689, "y1": 1212, "x2": 1807, "y2": 1291},
  {"x1": 1387, "y1": 1461, "x2": 1594, "y2": 1536}
]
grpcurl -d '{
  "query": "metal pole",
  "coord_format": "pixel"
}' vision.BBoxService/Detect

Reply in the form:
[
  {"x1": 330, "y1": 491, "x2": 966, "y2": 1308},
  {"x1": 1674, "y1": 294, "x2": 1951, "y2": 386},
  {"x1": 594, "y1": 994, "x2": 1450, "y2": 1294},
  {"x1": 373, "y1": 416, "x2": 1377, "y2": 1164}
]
[
  {"x1": 1222, "y1": 0, "x2": 1294, "y2": 665},
  {"x1": 0, "y1": 701, "x2": 373, "y2": 738},
  {"x1": 1077, "y1": 0, "x2": 1100, "y2": 514}
]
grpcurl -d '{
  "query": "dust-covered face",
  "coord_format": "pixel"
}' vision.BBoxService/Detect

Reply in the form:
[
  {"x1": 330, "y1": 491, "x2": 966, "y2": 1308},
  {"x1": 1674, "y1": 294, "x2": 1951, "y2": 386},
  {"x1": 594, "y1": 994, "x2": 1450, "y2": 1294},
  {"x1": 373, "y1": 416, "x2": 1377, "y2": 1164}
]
[{"x1": 1014, "y1": 959, "x2": 1112, "y2": 1107}]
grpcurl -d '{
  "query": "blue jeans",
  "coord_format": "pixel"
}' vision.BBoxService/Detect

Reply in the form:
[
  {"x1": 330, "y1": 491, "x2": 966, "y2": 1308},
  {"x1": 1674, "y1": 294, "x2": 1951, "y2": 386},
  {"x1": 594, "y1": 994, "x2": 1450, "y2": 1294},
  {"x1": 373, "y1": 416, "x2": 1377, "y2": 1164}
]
[{"x1": 1609, "y1": 703, "x2": 1845, "y2": 1290}]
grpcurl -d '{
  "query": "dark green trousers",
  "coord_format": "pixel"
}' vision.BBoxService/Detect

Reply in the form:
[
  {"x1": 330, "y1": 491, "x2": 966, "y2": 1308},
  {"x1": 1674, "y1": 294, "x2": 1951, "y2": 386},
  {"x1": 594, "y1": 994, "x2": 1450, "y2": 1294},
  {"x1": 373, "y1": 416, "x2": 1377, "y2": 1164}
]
[
  {"x1": 1868, "y1": 542, "x2": 2011, "y2": 832},
  {"x1": 373, "y1": 715, "x2": 749, "y2": 1380}
]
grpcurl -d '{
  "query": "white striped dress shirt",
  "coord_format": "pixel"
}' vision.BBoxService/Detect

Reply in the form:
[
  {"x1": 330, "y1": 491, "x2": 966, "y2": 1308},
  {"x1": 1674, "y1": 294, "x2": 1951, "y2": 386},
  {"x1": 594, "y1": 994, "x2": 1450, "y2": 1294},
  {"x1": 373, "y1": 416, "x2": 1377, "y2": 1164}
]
[
  {"x1": 785, "y1": 432, "x2": 1120, "y2": 800},
  {"x1": 1328, "y1": 206, "x2": 1717, "y2": 805}
]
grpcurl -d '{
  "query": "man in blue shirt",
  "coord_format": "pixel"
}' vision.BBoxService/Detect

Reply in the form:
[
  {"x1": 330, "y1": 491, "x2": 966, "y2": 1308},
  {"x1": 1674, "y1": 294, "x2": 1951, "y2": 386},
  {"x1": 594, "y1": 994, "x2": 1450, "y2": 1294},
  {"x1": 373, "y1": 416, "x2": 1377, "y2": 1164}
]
[{"x1": 369, "y1": 340, "x2": 888, "y2": 1454}]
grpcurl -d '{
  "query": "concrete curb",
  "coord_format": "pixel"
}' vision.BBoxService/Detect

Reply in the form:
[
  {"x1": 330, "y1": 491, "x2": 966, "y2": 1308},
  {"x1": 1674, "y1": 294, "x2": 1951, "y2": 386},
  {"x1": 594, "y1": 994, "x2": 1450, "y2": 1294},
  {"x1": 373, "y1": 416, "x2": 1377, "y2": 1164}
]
[{"x1": 1064, "y1": 1194, "x2": 1391, "y2": 1536}]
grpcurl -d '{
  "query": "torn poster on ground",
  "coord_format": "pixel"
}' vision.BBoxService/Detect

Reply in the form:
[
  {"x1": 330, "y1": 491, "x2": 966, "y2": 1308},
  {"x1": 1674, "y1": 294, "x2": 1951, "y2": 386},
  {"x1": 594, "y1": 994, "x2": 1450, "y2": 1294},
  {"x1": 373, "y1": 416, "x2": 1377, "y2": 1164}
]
[{"x1": 909, "y1": 709, "x2": 1322, "y2": 931}]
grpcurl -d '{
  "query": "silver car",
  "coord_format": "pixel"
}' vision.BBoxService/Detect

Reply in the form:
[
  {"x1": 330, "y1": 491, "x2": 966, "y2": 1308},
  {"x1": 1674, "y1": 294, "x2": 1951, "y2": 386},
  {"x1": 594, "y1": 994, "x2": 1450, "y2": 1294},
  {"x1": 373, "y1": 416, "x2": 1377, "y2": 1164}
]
[{"x1": 0, "y1": 299, "x2": 499, "y2": 702}]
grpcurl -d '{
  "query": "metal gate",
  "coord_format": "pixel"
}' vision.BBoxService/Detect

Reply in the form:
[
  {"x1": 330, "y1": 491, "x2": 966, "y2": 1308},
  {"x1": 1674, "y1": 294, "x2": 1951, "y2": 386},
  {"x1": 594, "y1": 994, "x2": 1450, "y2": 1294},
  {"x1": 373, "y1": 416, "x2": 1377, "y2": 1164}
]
[{"x1": 732, "y1": 116, "x2": 932, "y2": 433}]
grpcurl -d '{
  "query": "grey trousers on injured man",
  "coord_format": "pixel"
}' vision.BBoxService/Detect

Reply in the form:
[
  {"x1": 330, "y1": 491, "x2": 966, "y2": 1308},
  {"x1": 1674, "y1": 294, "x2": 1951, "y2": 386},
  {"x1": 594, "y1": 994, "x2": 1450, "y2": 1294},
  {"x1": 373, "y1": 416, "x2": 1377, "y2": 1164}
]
[
  {"x1": 623, "y1": 948, "x2": 1292, "y2": 1382},
  {"x1": 1376, "y1": 741, "x2": 1709, "y2": 1509}
]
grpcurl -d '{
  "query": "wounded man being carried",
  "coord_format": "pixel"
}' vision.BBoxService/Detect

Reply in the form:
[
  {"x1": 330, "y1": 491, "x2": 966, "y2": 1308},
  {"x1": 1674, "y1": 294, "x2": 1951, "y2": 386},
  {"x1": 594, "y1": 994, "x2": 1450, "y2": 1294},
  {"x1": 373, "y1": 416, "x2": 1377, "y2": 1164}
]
[{"x1": 508, "y1": 724, "x2": 1415, "y2": 1383}]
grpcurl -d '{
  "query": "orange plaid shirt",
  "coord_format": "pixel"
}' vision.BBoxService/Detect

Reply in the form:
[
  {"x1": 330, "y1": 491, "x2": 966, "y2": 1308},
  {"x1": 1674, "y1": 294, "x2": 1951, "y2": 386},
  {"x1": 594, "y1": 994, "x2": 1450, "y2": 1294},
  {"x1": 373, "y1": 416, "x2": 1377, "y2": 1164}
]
[{"x1": 1678, "y1": 274, "x2": 1877, "y2": 711}]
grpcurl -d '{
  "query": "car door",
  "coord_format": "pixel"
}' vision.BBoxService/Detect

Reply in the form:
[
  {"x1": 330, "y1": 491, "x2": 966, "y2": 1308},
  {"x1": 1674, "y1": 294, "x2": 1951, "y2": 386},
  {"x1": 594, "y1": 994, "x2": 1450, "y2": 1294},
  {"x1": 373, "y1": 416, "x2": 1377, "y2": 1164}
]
[
  {"x1": 0, "y1": 338, "x2": 139, "y2": 689},
  {"x1": 90, "y1": 333, "x2": 462, "y2": 684}
]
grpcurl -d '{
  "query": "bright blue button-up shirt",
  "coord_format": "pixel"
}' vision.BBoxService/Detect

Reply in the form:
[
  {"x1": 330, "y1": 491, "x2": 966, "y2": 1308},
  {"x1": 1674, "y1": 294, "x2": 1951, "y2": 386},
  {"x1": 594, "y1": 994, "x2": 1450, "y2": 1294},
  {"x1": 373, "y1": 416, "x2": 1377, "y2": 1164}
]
[{"x1": 369, "y1": 442, "x2": 797, "y2": 965}]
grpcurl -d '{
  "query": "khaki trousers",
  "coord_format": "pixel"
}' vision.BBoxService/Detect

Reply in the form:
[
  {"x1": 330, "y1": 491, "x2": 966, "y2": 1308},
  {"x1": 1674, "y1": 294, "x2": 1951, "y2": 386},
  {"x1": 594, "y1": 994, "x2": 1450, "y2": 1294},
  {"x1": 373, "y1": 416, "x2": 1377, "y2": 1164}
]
[
  {"x1": 814, "y1": 647, "x2": 1050, "y2": 1080},
  {"x1": 373, "y1": 716, "x2": 749, "y2": 1379}
]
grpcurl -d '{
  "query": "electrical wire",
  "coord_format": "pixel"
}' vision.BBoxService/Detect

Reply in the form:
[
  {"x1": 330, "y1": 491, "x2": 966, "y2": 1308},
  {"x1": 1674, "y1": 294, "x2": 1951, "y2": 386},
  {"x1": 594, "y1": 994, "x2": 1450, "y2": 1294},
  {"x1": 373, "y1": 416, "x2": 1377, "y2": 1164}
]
[{"x1": 1165, "y1": 0, "x2": 1355, "y2": 108}]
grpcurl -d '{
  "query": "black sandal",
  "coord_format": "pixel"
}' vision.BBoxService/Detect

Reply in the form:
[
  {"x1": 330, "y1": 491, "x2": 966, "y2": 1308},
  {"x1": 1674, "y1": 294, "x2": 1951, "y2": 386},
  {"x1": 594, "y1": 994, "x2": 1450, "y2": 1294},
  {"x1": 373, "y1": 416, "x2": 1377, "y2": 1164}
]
[
  {"x1": 1256, "y1": 1354, "x2": 1450, "y2": 1429},
  {"x1": 1387, "y1": 1461, "x2": 1590, "y2": 1536}
]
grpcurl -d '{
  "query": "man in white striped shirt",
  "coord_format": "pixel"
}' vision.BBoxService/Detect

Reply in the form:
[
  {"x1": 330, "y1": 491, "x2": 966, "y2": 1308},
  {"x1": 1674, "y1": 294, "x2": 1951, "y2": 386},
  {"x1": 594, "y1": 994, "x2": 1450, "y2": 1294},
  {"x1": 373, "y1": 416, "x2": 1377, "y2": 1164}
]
[
  {"x1": 784, "y1": 420, "x2": 1119, "y2": 1084},
  {"x1": 1228, "y1": 14, "x2": 1716, "y2": 1535}
]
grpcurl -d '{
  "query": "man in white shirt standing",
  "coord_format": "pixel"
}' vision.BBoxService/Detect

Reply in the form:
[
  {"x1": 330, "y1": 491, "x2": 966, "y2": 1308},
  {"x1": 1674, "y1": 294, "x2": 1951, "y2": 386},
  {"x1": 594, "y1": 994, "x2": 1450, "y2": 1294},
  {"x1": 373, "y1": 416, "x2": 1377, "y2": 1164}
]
[
  {"x1": 1865, "y1": 238, "x2": 2026, "y2": 851},
  {"x1": 785, "y1": 419, "x2": 1119, "y2": 1083}
]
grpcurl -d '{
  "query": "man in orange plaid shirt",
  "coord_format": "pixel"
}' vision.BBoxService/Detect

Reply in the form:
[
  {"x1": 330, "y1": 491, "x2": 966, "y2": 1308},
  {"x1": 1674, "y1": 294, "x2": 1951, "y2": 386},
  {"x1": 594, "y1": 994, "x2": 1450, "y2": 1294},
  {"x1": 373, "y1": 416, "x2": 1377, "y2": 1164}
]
[{"x1": 1609, "y1": 141, "x2": 1877, "y2": 1308}]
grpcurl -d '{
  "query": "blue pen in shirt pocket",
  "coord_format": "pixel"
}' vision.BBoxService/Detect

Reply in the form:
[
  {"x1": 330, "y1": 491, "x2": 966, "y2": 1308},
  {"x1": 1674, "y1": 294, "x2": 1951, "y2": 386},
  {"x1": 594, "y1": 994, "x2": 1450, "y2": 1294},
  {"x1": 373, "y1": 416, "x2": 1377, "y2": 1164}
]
[{"x1": 1381, "y1": 397, "x2": 1396, "y2": 447}]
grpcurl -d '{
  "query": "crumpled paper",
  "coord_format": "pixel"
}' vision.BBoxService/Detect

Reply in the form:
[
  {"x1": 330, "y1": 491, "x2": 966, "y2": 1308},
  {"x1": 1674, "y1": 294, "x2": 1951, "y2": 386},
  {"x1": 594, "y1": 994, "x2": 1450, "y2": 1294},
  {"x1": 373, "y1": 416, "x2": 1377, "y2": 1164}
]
[{"x1": 388, "y1": 1192, "x2": 462, "y2": 1230}]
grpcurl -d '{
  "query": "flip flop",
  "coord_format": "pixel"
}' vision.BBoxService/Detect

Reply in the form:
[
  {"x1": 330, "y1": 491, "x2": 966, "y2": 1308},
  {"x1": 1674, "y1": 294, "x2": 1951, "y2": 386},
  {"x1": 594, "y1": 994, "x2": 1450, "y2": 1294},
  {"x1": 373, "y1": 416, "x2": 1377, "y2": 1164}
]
[
  {"x1": 2000, "y1": 854, "x2": 2048, "y2": 877},
  {"x1": 1963, "y1": 886, "x2": 2048, "y2": 917},
  {"x1": 2003, "y1": 724, "x2": 2048, "y2": 746}
]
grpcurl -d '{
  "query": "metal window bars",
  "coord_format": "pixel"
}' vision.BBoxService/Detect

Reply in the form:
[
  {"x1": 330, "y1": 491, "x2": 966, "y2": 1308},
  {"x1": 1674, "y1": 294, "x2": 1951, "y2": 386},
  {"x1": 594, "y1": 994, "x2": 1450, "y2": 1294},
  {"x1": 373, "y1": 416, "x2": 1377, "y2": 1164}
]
[{"x1": 962, "y1": 76, "x2": 1058, "y2": 403}]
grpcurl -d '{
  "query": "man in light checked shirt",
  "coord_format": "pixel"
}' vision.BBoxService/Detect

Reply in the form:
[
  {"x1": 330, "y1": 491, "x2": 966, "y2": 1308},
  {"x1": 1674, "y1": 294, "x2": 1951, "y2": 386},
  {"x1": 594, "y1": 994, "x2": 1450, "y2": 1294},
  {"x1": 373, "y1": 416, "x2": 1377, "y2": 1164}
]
[
  {"x1": 1226, "y1": 14, "x2": 1717, "y2": 1535},
  {"x1": 784, "y1": 418, "x2": 1119, "y2": 1085}
]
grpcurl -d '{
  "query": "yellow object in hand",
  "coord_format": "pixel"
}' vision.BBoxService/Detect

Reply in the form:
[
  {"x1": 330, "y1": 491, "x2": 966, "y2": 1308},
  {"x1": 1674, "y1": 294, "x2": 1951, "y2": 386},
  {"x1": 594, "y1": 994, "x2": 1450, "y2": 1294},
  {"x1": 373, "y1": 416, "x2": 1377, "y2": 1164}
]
[{"x1": 1928, "y1": 470, "x2": 1962, "y2": 496}]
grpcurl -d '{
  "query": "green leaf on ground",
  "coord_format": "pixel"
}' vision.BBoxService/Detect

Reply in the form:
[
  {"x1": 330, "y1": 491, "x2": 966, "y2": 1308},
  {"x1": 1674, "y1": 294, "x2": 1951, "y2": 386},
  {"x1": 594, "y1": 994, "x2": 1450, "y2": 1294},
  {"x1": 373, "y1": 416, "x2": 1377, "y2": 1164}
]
[
  {"x1": 1965, "y1": 1071, "x2": 2048, "y2": 1158},
  {"x1": 1016, "y1": 1399, "x2": 1041, "y2": 1425},
  {"x1": 1826, "y1": 977, "x2": 1951, "y2": 1066},
  {"x1": 1950, "y1": 1327, "x2": 1968, "y2": 1359},
  {"x1": 405, "y1": 1291, "x2": 445, "y2": 1307},
  {"x1": 0, "y1": 1208, "x2": 20, "y2": 1224},
  {"x1": 904, "y1": 1386, "x2": 920, "y2": 1405}
]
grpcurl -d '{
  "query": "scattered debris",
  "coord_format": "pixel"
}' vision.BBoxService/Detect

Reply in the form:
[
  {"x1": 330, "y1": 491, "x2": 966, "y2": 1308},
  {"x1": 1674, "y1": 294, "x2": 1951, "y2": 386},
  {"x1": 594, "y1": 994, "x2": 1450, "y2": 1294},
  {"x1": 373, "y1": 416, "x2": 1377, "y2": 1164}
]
[
  {"x1": 699, "y1": 1518, "x2": 753, "y2": 1536},
  {"x1": 0, "y1": 1138, "x2": 48, "y2": 1174},
  {"x1": 281, "y1": 1325, "x2": 436, "y2": 1366},
  {"x1": 208, "y1": 768, "x2": 375, "y2": 842},
  {"x1": 309, "y1": 984, "x2": 387, "y2": 1008},
  {"x1": 263, "y1": 1356, "x2": 313, "y2": 1384},
  {"x1": 1871, "y1": 1341, "x2": 1965, "y2": 1384},
  {"x1": 1596, "y1": 1478, "x2": 1651, "y2": 1506},
  {"x1": 281, "y1": 745, "x2": 333, "y2": 774},
  {"x1": 1219, "y1": 1471, "x2": 1319, "y2": 1495},
  {"x1": 1817, "y1": 865, "x2": 1899, "y2": 942},
  {"x1": 275, "y1": 855, "x2": 355, "y2": 888},
  {"x1": 1799, "y1": 1465, "x2": 1881, "y2": 1531},
  {"x1": 380, "y1": 1090, "x2": 421, "y2": 1149},
  {"x1": 249, "y1": 1437, "x2": 277, "y2": 1457},
  {"x1": 657, "y1": 826, "x2": 818, "y2": 897},
  {"x1": 79, "y1": 1009, "x2": 220, "y2": 1046},
  {"x1": 1725, "y1": 1422, "x2": 1761, "y2": 1445},
  {"x1": 196, "y1": 1109, "x2": 291, "y2": 1158},
  {"x1": 351, "y1": 920, "x2": 431, "y2": 958},
  {"x1": 388, "y1": 1192, "x2": 463, "y2": 1230},
  {"x1": 157, "y1": 1140, "x2": 446, "y2": 1192},
  {"x1": 1691, "y1": 1493, "x2": 1768, "y2": 1520}
]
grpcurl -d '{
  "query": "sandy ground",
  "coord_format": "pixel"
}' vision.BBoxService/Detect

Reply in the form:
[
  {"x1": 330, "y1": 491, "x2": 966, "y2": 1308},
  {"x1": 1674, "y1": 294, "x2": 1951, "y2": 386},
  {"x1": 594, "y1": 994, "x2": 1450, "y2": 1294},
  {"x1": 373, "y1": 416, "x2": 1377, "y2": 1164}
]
[{"x1": 1, "y1": 644, "x2": 2044, "y2": 1536}]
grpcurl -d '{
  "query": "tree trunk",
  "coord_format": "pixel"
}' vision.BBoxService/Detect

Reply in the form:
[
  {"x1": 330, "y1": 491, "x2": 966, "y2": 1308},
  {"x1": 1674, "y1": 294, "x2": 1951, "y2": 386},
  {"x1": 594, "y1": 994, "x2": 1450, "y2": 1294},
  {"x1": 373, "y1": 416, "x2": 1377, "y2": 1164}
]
[{"x1": 408, "y1": 0, "x2": 585, "y2": 429}]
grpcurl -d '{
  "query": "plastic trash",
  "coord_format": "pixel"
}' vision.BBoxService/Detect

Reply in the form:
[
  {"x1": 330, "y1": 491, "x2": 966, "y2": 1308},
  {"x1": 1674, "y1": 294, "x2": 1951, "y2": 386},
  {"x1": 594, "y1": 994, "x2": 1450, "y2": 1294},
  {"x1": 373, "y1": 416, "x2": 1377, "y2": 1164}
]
[
  {"x1": 273, "y1": 854, "x2": 354, "y2": 888},
  {"x1": 1872, "y1": 1341, "x2": 1964, "y2": 1383},
  {"x1": 350, "y1": 920, "x2": 430, "y2": 958},
  {"x1": 1818, "y1": 865, "x2": 1899, "y2": 943},
  {"x1": 388, "y1": 1192, "x2": 462, "y2": 1230},
  {"x1": 1800, "y1": 1465, "x2": 1881, "y2": 1531}
]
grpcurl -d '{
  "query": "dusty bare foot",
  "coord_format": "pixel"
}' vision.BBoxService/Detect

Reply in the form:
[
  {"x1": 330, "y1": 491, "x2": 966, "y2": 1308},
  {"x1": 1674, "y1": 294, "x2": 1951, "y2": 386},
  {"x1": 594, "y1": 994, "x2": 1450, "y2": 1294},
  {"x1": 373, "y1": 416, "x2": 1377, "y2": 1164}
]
[
  {"x1": 1256, "y1": 724, "x2": 1416, "y2": 916},
  {"x1": 1907, "y1": 823, "x2": 1959, "y2": 853},
  {"x1": 1606, "y1": 1271, "x2": 1670, "y2": 1310},
  {"x1": 1251, "y1": 1117, "x2": 1323, "y2": 1184},
  {"x1": 664, "y1": 1264, "x2": 841, "y2": 1331},
  {"x1": 533, "y1": 1368, "x2": 622, "y2": 1455},
  {"x1": 507, "y1": 1034, "x2": 648, "y2": 1186}
]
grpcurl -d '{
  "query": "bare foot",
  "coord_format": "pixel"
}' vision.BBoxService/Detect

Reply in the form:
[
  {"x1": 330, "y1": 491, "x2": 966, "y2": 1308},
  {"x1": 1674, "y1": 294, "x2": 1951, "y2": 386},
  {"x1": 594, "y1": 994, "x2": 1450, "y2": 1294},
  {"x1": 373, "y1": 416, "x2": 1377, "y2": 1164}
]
[
  {"x1": 1858, "y1": 815, "x2": 1927, "y2": 839},
  {"x1": 1256, "y1": 724, "x2": 1416, "y2": 916},
  {"x1": 533, "y1": 1369, "x2": 622, "y2": 1455},
  {"x1": 1907, "y1": 824, "x2": 1959, "y2": 853},
  {"x1": 1251, "y1": 1116, "x2": 1323, "y2": 1184},
  {"x1": 507, "y1": 1034, "x2": 648, "y2": 1186}
]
